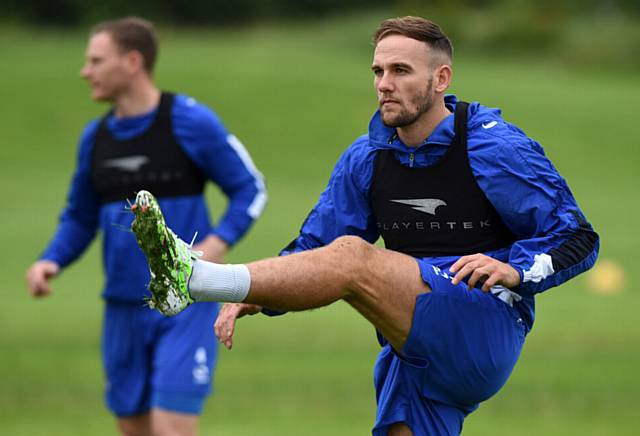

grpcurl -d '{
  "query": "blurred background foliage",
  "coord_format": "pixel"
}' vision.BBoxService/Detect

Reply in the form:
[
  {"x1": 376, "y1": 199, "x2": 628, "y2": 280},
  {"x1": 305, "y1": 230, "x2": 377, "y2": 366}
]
[
  {"x1": 2, "y1": 0, "x2": 639, "y2": 69},
  {"x1": 1, "y1": 0, "x2": 386, "y2": 24},
  {"x1": 401, "y1": 0, "x2": 640, "y2": 68}
]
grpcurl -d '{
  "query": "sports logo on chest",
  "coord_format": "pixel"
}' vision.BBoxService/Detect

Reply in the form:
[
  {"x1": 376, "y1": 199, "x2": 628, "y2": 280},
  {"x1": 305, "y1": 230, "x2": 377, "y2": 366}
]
[
  {"x1": 377, "y1": 198, "x2": 494, "y2": 232},
  {"x1": 101, "y1": 155, "x2": 150, "y2": 172}
]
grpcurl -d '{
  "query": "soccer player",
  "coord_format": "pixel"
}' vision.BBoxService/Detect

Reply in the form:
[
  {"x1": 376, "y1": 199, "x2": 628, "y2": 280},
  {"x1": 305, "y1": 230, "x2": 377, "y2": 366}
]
[
  {"x1": 24, "y1": 17, "x2": 266, "y2": 436},
  {"x1": 131, "y1": 16, "x2": 598, "y2": 436}
]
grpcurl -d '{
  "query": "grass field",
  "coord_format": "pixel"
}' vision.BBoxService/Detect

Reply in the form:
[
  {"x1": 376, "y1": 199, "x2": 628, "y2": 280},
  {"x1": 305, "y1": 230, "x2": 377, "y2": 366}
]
[{"x1": 1, "y1": 11, "x2": 639, "y2": 435}]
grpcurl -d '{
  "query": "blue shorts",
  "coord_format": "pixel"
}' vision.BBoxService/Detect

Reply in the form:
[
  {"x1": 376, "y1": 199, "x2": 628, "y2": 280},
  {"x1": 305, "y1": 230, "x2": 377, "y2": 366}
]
[
  {"x1": 372, "y1": 261, "x2": 526, "y2": 436},
  {"x1": 102, "y1": 300, "x2": 219, "y2": 417}
]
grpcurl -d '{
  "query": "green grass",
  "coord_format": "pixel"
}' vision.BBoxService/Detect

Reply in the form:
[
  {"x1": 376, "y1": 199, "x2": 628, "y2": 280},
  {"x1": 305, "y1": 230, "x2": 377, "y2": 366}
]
[{"x1": 1, "y1": 11, "x2": 639, "y2": 435}]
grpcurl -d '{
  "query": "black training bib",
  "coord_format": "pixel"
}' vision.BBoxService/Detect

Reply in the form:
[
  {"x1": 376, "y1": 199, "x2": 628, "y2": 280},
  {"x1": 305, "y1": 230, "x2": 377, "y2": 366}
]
[
  {"x1": 91, "y1": 92, "x2": 205, "y2": 204},
  {"x1": 370, "y1": 102, "x2": 516, "y2": 257}
]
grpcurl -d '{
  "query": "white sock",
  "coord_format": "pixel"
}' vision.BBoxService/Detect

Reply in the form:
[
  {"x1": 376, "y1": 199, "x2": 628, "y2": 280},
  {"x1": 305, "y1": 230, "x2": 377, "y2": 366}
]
[{"x1": 188, "y1": 260, "x2": 251, "y2": 303}]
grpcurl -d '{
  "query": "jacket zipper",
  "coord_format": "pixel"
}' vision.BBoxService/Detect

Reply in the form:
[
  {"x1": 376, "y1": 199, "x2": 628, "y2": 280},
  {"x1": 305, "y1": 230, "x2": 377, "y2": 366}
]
[{"x1": 409, "y1": 153, "x2": 415, "y2": 168}]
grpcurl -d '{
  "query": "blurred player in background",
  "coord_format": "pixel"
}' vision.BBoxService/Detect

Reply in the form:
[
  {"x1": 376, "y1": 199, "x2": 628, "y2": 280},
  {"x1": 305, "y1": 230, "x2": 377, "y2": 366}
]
[
  {"x1": 25, "y1": 17, "x2": 266, "y2": 436},
  {"x1": 131, "y1": 16, "x2": 598, "y2": 436}
]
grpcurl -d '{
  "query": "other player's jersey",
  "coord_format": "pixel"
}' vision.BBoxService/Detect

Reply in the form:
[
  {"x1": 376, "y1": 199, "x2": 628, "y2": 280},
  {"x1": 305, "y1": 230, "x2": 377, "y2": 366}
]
[{"x1": 40, "y1": 93, "x2": 267, "y2": 303}]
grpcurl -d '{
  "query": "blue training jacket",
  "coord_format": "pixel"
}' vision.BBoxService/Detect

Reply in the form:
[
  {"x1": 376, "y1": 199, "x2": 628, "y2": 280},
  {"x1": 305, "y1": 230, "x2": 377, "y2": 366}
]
[
  {"x1": 282, "y1": 95, "x2": 599, "y2": 332},
  {"x1": 40, "y1": 94, "x2": 267, "y2": 303}
]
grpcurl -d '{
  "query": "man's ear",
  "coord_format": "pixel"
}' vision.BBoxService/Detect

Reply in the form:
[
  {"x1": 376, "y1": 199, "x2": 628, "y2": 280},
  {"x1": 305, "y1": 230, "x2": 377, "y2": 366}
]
[
  {"x1": 433, "y1": 64, "x2": 452, "y2": 93},
  {"x1": 125, "y1": 50, "x2": 145, "y2": 75}
]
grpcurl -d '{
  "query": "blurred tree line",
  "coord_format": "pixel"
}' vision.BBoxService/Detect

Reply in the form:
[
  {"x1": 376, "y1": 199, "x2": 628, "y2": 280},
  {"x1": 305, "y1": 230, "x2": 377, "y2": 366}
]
[
  {"x1": 3, "y1": 0, "x2": 637, "y2": 26},
  {"x1": 2, "y1": 0, "x2": 638, "y2": 68},
  {"x1": 1, "y1": 0, "x2": 386, "y2": 25},
  {"x1": 397, "y1": 0, "x2": 639, "y2": 68}
]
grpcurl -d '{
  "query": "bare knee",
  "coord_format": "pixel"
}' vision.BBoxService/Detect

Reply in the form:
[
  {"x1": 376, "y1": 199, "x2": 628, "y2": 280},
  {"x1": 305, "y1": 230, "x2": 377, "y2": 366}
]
[
  {"x1": 327, "y1": 235, "x2": 371, "y2": 257},
  {"x1": 118, "y1": 415, "x2": 151, "y2": 436},
  {"x1": 388, "y1": 422, "x2": 414, "y2": 436},
  {"x1": 326, "y1": 235, "x2": 372, "y2": 273},
  {"x1": 150, "y1": 409, "x2": 198, "y2": 436},
  {"x1": 325, "y1": 235, "x2": 376, "y2": 295}
]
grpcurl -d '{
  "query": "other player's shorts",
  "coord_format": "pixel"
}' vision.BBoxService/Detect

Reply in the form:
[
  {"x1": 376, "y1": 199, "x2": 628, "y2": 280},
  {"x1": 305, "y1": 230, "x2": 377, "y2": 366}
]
[
  {"x1": 372, "y1": 260, "x2": 526, "y2": 436},
  {"x1": 102, "y1": 300, "x2": 219, "y2": 417}
]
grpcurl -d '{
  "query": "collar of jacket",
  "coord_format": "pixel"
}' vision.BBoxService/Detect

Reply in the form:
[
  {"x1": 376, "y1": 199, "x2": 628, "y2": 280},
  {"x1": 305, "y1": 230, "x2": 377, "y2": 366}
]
[{"x1": 367, "y1": 94, "x2": 459, "y2": 151}]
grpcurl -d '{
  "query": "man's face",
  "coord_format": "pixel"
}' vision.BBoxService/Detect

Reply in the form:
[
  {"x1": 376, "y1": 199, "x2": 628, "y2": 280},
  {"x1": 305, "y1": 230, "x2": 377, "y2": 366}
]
[
  {"x1": 372, "y1": 34, "x2": 437, "y2": 128},
  {"x1": 80, "y1": 32, "x2": 132, "y2": 102}
]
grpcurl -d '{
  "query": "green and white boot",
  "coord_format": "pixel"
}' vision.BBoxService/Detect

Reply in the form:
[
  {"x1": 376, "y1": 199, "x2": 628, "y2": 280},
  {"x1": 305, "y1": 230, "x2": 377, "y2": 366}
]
[{"x1": 131, "y1": 190, "x2": 197, "y2": 316}]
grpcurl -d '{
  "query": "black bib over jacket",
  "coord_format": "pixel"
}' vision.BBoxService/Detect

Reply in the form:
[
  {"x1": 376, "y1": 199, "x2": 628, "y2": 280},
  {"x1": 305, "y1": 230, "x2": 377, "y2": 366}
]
[
  {"x1": 370, "y1": 102, "x2": 516, "y2": 257},
  {"x1": 91, "y1": 92, "x2": 205, "y2": 204}
]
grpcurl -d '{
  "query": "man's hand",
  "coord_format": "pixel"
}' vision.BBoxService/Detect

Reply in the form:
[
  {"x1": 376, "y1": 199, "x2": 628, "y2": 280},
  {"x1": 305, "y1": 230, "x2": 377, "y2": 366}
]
[
  {"x1": 25, "y1": 260, "x2": 60, "y2": 298},
  {"x1": 214, "y1": 303, "x2": 262, "y2": 350},
  {"x1": 450, "y1": 253, "x2": 520, "y2": 292},
  {"x1": 193, "y1": 234, "x2": 229, "y2": 263}
]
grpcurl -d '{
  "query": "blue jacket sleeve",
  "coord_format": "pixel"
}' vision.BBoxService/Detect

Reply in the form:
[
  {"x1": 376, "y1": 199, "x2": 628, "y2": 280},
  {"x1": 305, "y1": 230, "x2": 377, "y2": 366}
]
[
  {"x1": 40, "y1": 121, "x2": 101, "y2": 268},
  {"x1": 470, "y1": 123, "x2": 599, "y2": 295},
  {"x1": 172, "y1": 96, "x2": 266, "y2": 246},
  {"x1": 281, "y1": 136, "x2": 379, "y2": 254}
]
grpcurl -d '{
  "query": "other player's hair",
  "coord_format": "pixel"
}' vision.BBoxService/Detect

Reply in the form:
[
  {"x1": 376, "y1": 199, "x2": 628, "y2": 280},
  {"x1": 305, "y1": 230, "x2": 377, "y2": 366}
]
[
  {"x1": 91, "y1": 17, "x2": 158, "y2": 73},
  {"x1": 373, "y1": 16, "x2": 453, "y2": 66}
]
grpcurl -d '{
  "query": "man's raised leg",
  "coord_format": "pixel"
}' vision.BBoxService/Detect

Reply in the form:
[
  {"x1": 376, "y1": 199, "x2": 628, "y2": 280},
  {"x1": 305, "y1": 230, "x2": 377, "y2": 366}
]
[
  {"x1": 132, "y1": 190, "x2": 429, "y2": 351},
  {"x1": 194, "y1": 236, "x2": 429, "y2": 351}
]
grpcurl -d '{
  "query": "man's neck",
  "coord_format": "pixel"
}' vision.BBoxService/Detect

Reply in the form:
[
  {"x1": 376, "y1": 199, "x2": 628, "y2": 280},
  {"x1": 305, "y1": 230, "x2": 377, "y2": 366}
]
[
  {"x1": 397, "y1": 101, "x2": 451, "y2": 148},
  {"x1": 113, "y1": 80, "x2": 161, "y2": 118}
]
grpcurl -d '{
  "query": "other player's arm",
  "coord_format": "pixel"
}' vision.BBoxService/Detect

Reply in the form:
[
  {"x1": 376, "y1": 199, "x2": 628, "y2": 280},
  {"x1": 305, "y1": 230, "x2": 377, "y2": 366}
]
[
  {"x1": 173, "y1": 97, "x2": 267, "y2": 262},
  {"x1": 26, "y1": 260, "x2": 60, "y2": 297},
  {"x1": 25, "y1": 122, "x2": 101, "y2": 297}
]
